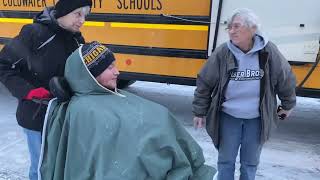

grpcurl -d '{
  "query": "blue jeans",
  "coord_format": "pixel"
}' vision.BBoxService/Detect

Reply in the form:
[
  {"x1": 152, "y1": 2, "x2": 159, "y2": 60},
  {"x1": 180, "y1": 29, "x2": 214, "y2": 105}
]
[
  {"x1": 217, "y1": 112, "x2": 263, "y2": 180},
  {"x1": 23, "y1": 128, "x2": 42, "y2": 180}
]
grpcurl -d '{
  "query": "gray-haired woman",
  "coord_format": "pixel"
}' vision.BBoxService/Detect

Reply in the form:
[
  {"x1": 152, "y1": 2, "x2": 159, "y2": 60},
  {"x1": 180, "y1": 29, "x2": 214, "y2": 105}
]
[{"x1": 192, "y1": 8, "x2": 296, "y2": 180}]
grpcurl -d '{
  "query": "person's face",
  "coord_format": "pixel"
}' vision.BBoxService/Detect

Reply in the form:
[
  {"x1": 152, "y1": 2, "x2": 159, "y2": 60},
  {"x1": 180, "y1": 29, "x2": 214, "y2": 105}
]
[
  {"x1": 227, "y1": 16, "x2": 256, "y2": 50},
  {"x1": 57, "y1": 6, "x2": 90, "y2": 32},
  {"x1": 96, "y1": 62, "x2": 120, "y2": 90}
]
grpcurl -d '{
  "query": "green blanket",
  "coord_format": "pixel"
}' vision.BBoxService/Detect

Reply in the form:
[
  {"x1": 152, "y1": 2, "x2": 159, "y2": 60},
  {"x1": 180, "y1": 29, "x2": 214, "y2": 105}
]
[{"x1": 39, "y1": 46, "x2": 215, "y2": 180}]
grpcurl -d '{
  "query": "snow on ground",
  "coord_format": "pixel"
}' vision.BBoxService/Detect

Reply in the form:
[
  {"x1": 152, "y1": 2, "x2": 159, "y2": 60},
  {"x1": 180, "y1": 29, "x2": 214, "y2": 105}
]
[
  {"x1": 0, "y1": 84, "x2": 29, "y2": 180},
  {"x1": 0, "y1": 81, "x2": 319, "y2": 180}
]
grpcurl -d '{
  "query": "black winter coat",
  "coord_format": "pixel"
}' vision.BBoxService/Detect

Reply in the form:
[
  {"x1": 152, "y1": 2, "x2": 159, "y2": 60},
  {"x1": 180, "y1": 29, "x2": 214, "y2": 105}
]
[{"x1": 0, "y1": 8, "x2": 85, "y2": 131}]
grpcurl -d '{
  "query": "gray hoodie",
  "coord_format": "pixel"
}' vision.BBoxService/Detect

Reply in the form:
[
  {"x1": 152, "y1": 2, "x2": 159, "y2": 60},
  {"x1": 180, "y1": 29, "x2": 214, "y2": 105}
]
[{"x1": 222, "y1": 34, "x2": 268, "y2": 119}]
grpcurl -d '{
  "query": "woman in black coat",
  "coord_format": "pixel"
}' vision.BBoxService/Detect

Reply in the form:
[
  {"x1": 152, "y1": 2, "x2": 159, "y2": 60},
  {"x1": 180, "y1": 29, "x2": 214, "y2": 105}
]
[{"x1": 0, "y1": 0, "x2": 92, "y2": 179}]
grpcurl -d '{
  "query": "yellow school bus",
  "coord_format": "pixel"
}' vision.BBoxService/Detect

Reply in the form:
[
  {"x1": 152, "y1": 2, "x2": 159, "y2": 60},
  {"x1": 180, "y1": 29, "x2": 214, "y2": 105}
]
[{"x1": 0, "y1": 0, "x2": 319, "y2": 97}]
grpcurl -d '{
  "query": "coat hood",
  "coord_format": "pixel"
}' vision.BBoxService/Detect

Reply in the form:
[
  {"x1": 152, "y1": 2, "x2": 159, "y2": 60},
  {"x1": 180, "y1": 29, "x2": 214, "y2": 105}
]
[
  {"x1": 64, "y1": 45, "x2": 123, "y2": 97},
  {"x1": 227, "y1": 32, "x2": 269, "y2": 55},
  {"x1": 34, "y1": 7, "x2": 59, "y2": 29}
]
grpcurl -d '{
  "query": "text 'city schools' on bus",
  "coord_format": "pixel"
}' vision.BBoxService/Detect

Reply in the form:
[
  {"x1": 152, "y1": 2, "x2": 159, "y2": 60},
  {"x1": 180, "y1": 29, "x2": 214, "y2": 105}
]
[{"x1": 0, "y1": 0, "x2": 319, "y2": 97}]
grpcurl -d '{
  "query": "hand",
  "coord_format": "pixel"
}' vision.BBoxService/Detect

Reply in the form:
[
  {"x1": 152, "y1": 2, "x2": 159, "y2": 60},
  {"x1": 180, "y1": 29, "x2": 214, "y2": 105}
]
[
  {"x1": 24, "y1": 87, "x2": 51, "y2": 100},
  {"x1": 193, "y1": 116, "x2": 205, "y2": 129},
  {"x1": 277, "y1": 106, "x2": 293, "y2": 120}
]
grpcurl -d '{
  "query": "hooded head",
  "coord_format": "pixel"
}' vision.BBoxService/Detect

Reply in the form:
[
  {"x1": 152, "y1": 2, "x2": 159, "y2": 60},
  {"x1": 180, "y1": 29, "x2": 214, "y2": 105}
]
[
  {"x1": 54, "y1": 0, "x2": 92, "y2": 19},
  {"x1": 82, "y1": 42, "x2": 116, "y2": 77},
  {"x1": 65, "y1": 41, "x2": 120, "y2": 96},
  {"x1": 83, "y1": 42, "x2": 120, "y2": 90}
]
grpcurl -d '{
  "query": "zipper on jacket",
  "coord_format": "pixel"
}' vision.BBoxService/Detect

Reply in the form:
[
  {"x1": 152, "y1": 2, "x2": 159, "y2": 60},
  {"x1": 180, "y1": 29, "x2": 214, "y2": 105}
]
[
  {"x1": 74, "y1": 37, "x2": 81, "y2": 47},
  {"x1": 258, "y1": 48, "x2": 269, "y2": 142},
  {"x1": 259, "y1": 48, "x2": 269, "y2": 105},
  {"x1": 37, "y1": 34, "x2": 56, "y2": 50}
]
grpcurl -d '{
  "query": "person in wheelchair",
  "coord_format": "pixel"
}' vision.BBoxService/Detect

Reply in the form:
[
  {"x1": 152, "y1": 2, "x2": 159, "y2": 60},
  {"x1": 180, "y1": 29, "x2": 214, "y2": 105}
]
[{"x1": 39, "y1": 41, "x2": 216, "y2": 180}]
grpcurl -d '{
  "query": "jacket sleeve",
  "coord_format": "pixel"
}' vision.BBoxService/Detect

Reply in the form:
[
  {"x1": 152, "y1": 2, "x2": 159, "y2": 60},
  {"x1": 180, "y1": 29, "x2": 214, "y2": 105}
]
[
  {"x1": 192, "y1": 50, "x2": 221, "y2": 117},
  {"x1": 0, "y1": 24, "x2": 36, "y2": 99},
  {"x1": 270, "y1": 43, "x2": 297, "y2": 110}
]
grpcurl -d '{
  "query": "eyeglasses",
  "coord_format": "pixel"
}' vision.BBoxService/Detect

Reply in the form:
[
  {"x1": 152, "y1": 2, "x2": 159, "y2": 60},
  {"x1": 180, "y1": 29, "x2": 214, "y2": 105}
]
[{"x1": 226, "y1": 23, "x2": 243, "y2": 31}]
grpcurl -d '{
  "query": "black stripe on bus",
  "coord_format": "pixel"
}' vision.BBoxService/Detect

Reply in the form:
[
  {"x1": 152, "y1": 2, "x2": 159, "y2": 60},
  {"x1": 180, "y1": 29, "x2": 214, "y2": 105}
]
[
  {"x1": 0, "y1": 37, "x2": 208, "y2": 59},
  {"x1": 296, "y1": 88, "x2": 320, "y2": 98},
  {"x1": 107, "y1": 44, "x2": 207, "y2": 59},
  {"x1": 0, "y1": 10, "x2": 210, "y2": 25},
  {"x1": 119, "y1": 72, "x2": 196, "y2": 86},
  {"x1": 88, "y1": 13, "x2": 210, "y2": 25}
]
